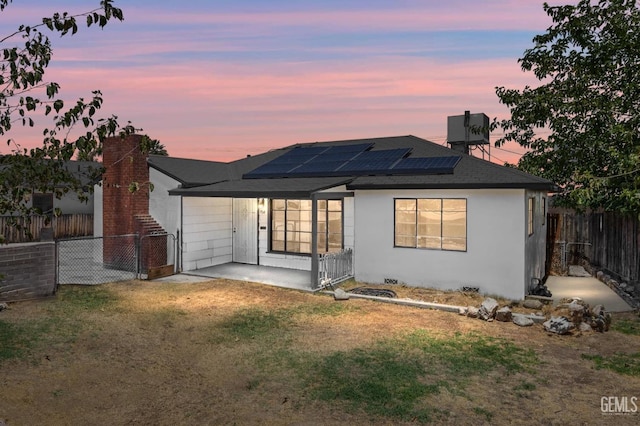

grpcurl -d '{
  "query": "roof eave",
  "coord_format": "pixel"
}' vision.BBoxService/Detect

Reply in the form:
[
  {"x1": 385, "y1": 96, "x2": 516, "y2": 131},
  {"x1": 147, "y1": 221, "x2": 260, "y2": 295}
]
[{"x1": 346, "y1": 182, "x2": 557, "y2": 191}]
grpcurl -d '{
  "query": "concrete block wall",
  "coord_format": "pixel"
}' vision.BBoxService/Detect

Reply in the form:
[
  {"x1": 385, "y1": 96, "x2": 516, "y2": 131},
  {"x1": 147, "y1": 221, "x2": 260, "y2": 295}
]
[{"x1": 0, "y1": 242, "x2": 56, "y2": 302}]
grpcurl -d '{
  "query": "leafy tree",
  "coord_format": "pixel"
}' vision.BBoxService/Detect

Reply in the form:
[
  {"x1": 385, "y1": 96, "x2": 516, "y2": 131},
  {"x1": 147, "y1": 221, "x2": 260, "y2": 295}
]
[
  {"x1": 0, "y1": 0, "x2": 135, "y2": 242},
  {"x1": 142, "y1": 136, "x2": 169, "y2": 156},
  {"x1": 494, "y1": 0, "x2": 640, "y2": 214},
  {"x1": 75, "y1": 134, "x2": 168, "y2": 161}
]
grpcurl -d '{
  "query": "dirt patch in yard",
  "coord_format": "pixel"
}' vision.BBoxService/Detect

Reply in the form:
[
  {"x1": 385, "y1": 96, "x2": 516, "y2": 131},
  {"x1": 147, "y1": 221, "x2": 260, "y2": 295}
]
[{"x1": 1, "y1": 279, "x2": 639, "y2": 425}]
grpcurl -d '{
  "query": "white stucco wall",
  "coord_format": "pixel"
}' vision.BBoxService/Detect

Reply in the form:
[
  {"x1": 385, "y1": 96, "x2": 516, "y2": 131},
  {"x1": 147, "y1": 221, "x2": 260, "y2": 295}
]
[
  {"x1": 353, "y1": 188, "x2": 529, "y2": 300},
  {"x1": 182, "y1": 197, "x2": 232, "y2": 271}
]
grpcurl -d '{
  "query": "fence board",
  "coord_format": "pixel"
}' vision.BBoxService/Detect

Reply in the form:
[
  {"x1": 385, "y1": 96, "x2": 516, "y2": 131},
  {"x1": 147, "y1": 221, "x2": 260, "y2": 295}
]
[
  {"x1": 547, "y1": 209, "x2": 639, "y2": 284},
  {"x1": 0, "y1": 214, "x2": 93, "y2": 243}
]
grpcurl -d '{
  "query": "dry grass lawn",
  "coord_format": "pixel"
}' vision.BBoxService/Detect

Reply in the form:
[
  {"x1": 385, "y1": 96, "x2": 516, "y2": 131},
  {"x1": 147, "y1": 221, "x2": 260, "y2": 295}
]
[{"x1": 1, "y1": 279, "x2": 639, "y2": 425}]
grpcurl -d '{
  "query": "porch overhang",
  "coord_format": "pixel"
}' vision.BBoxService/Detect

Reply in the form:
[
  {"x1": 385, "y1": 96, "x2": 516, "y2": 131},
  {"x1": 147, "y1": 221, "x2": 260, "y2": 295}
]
[{"x1": 168, "y1": 176, "x2": 354, "y2": 198}]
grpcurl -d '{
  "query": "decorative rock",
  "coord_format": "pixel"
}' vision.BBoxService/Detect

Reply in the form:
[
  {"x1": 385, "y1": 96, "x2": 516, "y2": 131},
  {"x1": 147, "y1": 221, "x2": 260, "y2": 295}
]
[
  {"x1": 579, "y1": 322, "x2": 592, "y2": 332},
  {"x1": 512, "y1": 313, "x2": 534, "y2": 327},
  {"x1": 0, "y1": 302, "x2": 7, "y2": 312},
  {"x1": 466, "y1": 306, "x2": 479, "y2": 318},
  {"x1": 543, "y1": 316, "x2": 575, "y2": 335},
  {"x1": 568, "y1": 300, "x2": 586, "y2": 323},
  {"x1": 333, "y1": 288, "x2": 350, "y2": 301},
  {"x1": 523, "y1": 299, "x2": 543, "y2": 310},
  {"x1": 588, "y1": 304, "x2": 611, "y2": 332},
  {"x1": 591, "y1": 304, "x2": 606, "y2": 317},
  {"x1": 478, "y1": 298, "x2": 499, "y2": 321},
  {"x1": 495, "y1": 306, "x2": 513, "y2": 322},
  {"x1": 596, "y1": 271, "x2": 604, "y2": 280}
]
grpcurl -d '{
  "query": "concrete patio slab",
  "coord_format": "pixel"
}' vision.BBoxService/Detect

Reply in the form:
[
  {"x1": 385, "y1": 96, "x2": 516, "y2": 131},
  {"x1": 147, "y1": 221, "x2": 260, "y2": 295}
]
[
  {"x1": 545, "y1": 275, "x2": 633, "y2": 312},
  {"x1": 161, "y1": 263, "x2": 314, "y2": 292}
]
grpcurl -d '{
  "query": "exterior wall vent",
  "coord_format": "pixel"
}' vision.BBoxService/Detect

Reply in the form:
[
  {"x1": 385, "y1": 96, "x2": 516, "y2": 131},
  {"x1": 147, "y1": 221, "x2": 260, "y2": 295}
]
[{"x1": 384, "y1": 278, "x2": 399, "y2": 285}]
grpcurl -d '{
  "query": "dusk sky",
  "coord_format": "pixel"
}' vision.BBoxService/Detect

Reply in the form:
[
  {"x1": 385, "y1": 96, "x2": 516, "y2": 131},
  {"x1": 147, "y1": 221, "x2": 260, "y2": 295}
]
[{"x1": 3, "y1": 0, "x2": 560, "y2": 163}]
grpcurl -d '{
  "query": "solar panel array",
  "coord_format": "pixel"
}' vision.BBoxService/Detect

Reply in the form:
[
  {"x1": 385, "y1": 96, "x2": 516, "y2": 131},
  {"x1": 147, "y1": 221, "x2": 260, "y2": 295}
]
[
  {"x1": 391, "y1": 156, "x2": 461, "y2": 174},
  {"x1": 243, "y1": 143, "x2": 461, "y2": 179}
]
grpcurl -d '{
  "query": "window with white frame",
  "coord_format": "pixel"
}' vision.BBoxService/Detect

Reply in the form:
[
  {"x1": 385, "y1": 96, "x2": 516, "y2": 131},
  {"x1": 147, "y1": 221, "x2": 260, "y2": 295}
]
[
  {"x1": 270, "y1": 199, "x2": 343, "y2": 254},
  {"x1": 394, "y1": 198, "x2": 467, "y2": 251}
]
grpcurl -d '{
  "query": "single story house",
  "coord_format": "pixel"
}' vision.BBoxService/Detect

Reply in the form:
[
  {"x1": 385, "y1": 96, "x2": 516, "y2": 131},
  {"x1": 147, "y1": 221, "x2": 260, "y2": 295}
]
[{"x1": 95, "y1": 134, "x2": 554, "y2": 300}]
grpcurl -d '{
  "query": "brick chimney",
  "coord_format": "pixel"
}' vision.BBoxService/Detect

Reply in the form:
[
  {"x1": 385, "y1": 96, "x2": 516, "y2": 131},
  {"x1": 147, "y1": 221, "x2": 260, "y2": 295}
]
[
  {"x1": 101, "y1": 134, "x2": 169, "y2": 275},
  {"x1": 102, "y1": 134, "x2": 150, "y2": 238}
]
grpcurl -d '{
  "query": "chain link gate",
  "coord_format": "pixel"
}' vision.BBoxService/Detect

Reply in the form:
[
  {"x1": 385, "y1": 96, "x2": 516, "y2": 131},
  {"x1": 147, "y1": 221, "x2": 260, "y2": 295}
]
[{"x1": 56, "y1": 234, "x2": 138, "y2": 285}]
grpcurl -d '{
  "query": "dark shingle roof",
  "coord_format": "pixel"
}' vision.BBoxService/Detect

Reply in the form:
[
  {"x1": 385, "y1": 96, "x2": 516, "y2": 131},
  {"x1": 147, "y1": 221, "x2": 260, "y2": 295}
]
[
  {"x1": 159, "y1": 135, "x2": 555, "y2": 196},
  {"x1": 147, "y1": 155, "x2": 230, "y2": 187},
  {"x1": 170, "y1": 177, "x2": 353, "y2": 198}
]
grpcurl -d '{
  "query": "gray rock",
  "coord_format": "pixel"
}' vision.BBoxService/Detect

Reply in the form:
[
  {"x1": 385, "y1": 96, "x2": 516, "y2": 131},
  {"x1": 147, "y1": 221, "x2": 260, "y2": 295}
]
[
  {"x1": 478, "y1": 298, "x2": 499, "y2": 321},
  {"x1": 512, "y1": 313, "x2": 534, "y2": 327},
  {"x1": 568, "y1": 300, "x2": 587, "y2": 324},
  {"x1": 495, "y1": 306, "x2": 513, "y2": 322},
  {"x1": 579, "y1": 322, "x2": 592, "y2": 332},
  {"x1": 466, "y1": 306, "x2": 479, "y2": 318},
  {"x1": 523, "y1": 299, "x2": 543, "y2": 310},
  {"x1": 568, "y1": 301, "x2": 586, "y2": 313},
  {"x1": 591, "y1": 304, "x2": 606, "y2": 317},
  {"x1": 333, "y1": 288, "x2": 350, "y2": 301},
  {"x1": 543, "y1": 316, "x2": 575, "y2": 335},
  {"x1": 588, "y1": 304, "x2": 611, "y2": 332},
  {"x1": 596, "y1": 271, "x2": 604, "y2": 280},
  {"x1": 0, "y1": 302, "x2": 7, "y2": 312}
]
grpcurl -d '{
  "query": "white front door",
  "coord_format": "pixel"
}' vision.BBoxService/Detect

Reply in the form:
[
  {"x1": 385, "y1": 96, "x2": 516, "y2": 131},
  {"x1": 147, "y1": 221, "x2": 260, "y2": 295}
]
[{"x1": 232, "y1": 198, "x2": 258, "y2": 264}]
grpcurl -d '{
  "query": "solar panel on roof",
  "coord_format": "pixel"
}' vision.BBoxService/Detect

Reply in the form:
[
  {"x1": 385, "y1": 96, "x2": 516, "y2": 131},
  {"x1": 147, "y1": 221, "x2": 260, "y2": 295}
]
[
  {"x1": 286, "y1": 146, "x2": 330, "y2": 156},
  {"x1": 353, "y1": 148, "x2": 410, "y2": 161},
  {"x1": 335, "y1": 148, "x2": 411, "y2": 173},
  {"x1": 295, "y1": 161, "x2": 347, "y2": 174},
  {"x1": 270, "y1": 156, "x2": 309, "y2": 165},
  {"x1": 339, "y1": 159, "x2": 397, "y2": 173},
  {"x1": 392, "y1": 156, "x2": 461, "y2": 174},
  {"x1": 243, "y1": 145, "x2": 460, "y2": 179},
  {"x1": 246, "y1": 163, "x2": 297, "y2": 176},
  {"x1": 312, "y1": 152, "x2": 358, "y2": 163}
]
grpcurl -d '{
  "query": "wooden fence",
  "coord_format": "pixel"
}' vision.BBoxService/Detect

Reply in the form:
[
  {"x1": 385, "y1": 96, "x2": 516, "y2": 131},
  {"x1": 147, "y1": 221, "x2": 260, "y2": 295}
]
[
  {"x1": 547, "y1": 209, "x2": 639, "y2": 285},
  {"x1": 0, "y1": 214, "x2": 94, "y2": 243}
]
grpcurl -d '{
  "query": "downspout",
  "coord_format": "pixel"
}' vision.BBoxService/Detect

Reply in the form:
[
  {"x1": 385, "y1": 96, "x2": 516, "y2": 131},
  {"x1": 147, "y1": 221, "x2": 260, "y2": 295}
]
[
  {"x1": 179, "y1": 195, "x2": 183, "y2": 272},
  {"x1": 311, "y1": 193, "x2": 319, "y2": 289}
]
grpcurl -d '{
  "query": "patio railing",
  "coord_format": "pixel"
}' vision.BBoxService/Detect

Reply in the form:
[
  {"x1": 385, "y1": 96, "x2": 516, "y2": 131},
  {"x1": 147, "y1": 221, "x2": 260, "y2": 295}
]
[{"x1": 317, "y1": 248, "x2": 353, "y2": 289}]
